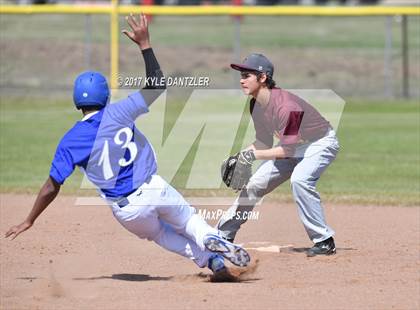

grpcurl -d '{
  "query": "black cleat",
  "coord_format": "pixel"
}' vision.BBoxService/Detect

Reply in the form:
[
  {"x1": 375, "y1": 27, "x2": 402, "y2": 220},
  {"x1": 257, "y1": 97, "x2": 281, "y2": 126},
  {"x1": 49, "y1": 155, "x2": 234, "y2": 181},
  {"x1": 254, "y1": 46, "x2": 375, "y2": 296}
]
[{"x1": 307, "y1": 237, "x2": 336, "y2": 257}]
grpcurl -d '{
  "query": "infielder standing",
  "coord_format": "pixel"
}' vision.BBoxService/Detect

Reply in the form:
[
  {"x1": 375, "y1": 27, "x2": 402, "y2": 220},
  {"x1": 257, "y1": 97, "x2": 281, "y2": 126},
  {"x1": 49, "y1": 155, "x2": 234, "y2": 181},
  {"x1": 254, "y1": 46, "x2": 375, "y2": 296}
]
[
  {"x1": 5, "y1": 14, "x2": 250, "y2": 277},
  {"x1": 218, "y1": 53, "x2": 340, "y2": 256}
]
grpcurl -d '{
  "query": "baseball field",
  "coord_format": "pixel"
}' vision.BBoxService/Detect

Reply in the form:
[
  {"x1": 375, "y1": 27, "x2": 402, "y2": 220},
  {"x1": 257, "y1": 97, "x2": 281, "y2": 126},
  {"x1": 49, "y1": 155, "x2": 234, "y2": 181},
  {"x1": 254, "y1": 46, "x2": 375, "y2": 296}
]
[{"x1": 1, "y1": 12, "x2": 419, "y2": 310}]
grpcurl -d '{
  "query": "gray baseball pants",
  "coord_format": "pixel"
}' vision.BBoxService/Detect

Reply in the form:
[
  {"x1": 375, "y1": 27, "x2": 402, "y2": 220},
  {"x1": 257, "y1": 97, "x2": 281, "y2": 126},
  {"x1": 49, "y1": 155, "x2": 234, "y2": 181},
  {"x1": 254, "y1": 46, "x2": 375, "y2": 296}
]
[{"x1": 217, "y1": 128, "x2": 340, "y2": 244}]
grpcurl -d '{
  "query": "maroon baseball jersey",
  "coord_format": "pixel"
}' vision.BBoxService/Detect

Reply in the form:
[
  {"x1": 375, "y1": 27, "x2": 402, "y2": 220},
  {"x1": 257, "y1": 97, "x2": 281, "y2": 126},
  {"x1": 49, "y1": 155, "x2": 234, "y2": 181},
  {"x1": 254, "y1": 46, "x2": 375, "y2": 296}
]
[{"x1": 250, "y1": 88, "x2": 330, "y2": 156}]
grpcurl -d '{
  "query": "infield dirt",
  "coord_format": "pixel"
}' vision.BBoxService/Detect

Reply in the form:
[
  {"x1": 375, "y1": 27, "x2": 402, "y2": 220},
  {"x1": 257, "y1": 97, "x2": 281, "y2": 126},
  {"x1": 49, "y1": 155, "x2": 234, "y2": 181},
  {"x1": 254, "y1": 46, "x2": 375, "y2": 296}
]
[{"x1": 1, "y1": 194, "x2": 419, "y2": 309}]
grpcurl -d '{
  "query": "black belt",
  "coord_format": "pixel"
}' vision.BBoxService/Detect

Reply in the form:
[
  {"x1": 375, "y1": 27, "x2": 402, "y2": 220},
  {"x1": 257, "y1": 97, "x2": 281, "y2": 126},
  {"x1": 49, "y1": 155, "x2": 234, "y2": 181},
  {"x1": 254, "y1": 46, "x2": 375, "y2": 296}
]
[
  {"x1": 117, "y1": 197, "x2": 130, "y2": 208},
  {"x1": 112, "y1": 176, "x2": 152, "y2": 208},
  {"x1": 115, "y1": 188, "x2": 145, "y2": 208}
]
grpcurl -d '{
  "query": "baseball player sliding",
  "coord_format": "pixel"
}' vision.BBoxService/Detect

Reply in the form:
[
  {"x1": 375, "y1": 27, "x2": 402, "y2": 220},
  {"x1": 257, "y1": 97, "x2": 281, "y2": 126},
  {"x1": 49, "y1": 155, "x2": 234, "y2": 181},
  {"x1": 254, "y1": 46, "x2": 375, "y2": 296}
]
[
  {"x1": 5, "y1": 13, "x2": 250, "y2": 279},
  {"x1": 219, "y1": 53, "x2": 340, "y2": 256}
]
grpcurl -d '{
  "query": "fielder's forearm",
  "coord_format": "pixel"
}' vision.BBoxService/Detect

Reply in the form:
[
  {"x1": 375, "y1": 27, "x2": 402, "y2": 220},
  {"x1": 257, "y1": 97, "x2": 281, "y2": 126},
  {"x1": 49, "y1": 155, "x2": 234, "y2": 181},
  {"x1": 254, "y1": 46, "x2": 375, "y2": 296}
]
[
  {"x1": 254, "y1": 146, "x2": 287, "y2": 160},
  {"x1": 25, "y1": 177, "x2": 60, "y2": 224}
]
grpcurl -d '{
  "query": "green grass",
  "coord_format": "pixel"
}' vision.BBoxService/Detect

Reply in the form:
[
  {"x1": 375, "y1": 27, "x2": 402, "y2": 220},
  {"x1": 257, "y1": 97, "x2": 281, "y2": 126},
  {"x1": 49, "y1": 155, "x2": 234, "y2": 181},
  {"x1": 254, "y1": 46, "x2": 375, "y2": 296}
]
[
  {"x1": 0, "y1": 96, "x2": 419, "y2": 206},
  {"x1": 0, "y1": 98, "x2": 84, "y2": 192},
  {"x1": 0, "y1": 13, "x2": 419, "y2": 204},
  {"x1": 318, "y1": 100, "x2": 420, "y2": 206}
]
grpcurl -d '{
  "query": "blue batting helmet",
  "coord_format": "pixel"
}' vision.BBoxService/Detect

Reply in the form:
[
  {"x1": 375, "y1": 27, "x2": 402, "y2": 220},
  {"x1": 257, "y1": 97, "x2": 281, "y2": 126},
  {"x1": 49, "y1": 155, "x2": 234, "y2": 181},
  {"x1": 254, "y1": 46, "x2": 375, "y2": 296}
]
[{"x1": 73, "y1": 71, "x2": 110, "y2": 110}]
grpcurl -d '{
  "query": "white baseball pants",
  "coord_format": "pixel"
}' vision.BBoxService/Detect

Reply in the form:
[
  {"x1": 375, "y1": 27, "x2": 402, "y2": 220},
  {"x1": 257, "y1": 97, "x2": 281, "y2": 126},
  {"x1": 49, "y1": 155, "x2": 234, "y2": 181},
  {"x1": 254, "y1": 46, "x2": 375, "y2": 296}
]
[{"x1": 108, "y1": 175, "x2": 217, "y2": 268}]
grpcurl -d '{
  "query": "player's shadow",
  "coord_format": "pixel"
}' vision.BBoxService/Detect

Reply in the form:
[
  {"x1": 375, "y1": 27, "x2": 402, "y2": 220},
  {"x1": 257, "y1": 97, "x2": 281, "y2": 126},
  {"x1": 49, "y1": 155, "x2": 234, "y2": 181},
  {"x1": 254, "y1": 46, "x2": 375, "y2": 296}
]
[
  {"x1": 290, "y1": 247, "x2": 357, "y2": 254},
  {"x1": 73, "y1": 273, "x2": 172, "y2": 282}
]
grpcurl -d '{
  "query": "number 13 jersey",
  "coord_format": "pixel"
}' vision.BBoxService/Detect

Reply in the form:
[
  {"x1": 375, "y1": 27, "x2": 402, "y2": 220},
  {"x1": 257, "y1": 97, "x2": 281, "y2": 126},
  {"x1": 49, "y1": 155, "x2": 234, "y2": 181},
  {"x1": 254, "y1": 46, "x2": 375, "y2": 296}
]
[{"x1": 50, "y1": 92, "x2": 157, "y2": 198}]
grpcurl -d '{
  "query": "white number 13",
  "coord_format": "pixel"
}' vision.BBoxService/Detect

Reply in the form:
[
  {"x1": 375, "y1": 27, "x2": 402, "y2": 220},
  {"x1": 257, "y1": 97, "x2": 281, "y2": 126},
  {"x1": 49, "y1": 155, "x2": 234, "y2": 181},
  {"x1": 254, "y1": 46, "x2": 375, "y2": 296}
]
[{"x1": 98, "y1": 127, "x2": 138, "y2": 180}]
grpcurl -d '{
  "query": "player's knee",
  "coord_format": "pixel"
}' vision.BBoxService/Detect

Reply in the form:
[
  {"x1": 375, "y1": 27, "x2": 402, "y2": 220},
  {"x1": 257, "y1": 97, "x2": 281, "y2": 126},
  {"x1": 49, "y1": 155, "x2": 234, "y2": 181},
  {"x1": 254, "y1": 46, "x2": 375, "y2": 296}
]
[
  {"x1": 147, "y1": 231, "x2": 161, "y2": 241},
  {"x1": 136, "y1": 225, "x2": 162, "y2": 241},
  {"x1": 290, "y1": 174, "x2": 318, "y2": 193},
  {"x1": 290, "y1": 176, "x2": 309, "y2": 190},
  {"x1": 246, "y1": 176, "x2": 270, "y2": 196}
]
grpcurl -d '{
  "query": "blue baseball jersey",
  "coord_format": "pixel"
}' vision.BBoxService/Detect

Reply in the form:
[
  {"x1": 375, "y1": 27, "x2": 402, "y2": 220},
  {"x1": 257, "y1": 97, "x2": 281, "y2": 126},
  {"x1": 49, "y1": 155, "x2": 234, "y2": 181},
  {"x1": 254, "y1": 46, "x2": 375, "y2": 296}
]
[{"x1": 50, "y1": 92, "x2": 157, "y2": 198}]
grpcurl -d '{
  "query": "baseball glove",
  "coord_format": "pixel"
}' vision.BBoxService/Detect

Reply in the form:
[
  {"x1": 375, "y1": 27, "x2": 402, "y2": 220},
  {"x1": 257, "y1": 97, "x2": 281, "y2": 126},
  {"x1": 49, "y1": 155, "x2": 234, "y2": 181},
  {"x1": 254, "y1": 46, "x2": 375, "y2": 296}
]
[{"x1": 221, "y1": 150, "x2": 255, "y2": 191}]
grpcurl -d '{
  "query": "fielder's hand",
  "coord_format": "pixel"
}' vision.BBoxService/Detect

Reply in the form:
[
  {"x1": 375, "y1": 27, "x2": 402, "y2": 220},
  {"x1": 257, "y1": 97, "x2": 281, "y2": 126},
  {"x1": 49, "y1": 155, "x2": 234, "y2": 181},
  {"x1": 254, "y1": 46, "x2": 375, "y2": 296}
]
[
  {"x1": 5, "y1": 220, "x2": 33, "y2": 240},
  {"x1": 122, "y1": 13, "x2": 151, "y2": 50}
]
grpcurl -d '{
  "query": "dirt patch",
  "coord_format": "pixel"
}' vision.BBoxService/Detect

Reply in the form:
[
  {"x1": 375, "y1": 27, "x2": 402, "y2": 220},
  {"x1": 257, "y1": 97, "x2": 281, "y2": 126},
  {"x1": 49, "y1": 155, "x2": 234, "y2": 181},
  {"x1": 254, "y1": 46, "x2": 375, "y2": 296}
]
[{"x1": 1, "y1": 194, "x2": 419, "y2": 309}]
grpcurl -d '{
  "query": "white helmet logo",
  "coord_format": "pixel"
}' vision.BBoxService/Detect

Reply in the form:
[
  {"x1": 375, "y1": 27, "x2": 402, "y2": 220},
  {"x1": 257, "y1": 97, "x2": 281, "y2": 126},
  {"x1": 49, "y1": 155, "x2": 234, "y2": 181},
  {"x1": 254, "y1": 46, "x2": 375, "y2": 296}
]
[
  {"x1": 258, "y1": 66, "x2": 263, "y2": 70},
  {"x1": 83, "y1": 92, "x2": 88, "y2": 98}
]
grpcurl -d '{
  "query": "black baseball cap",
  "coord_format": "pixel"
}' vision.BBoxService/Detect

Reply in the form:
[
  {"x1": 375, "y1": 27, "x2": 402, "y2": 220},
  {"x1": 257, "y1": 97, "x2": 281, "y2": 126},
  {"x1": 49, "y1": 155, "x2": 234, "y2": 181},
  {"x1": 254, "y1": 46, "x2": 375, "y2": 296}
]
[{"x1": 231, "y1": 53, "x2": 274, "y2": 77}]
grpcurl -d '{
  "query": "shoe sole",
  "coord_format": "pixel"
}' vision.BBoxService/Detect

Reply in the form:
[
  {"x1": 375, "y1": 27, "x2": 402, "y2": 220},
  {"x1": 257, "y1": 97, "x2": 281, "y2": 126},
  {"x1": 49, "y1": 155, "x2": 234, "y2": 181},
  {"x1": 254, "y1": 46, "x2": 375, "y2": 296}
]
[
  {"x1": 307, "y1": 248, "x2": 336, "y2": 257},
  {"x1": 204, "y1": 234, "x2": 250, "y2": 267}
]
